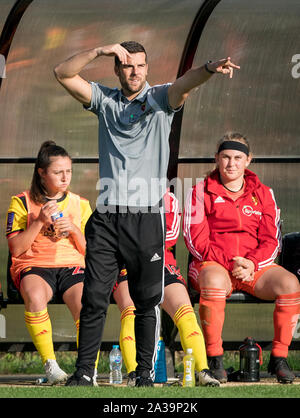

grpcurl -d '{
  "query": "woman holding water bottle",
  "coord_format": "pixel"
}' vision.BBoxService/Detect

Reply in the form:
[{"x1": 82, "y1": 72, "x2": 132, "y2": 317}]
[{"x1": 5, "y1": 141, "x2": 92, "y2": 384}]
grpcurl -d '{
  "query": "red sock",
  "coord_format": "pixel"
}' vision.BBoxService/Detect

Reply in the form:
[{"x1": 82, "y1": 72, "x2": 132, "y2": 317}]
[
  {"x1": 272, "y1": 291, "x2": 300, "y2": 358},
  {"x1": 199, "y1": 288, "x2": 226, "y2": 357}
]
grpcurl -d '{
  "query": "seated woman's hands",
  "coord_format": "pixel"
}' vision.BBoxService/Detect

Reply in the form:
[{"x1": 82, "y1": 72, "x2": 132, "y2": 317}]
[
  {"x1": 231, "y1": 256, "x2": 255, "y2": 282},
  {"x1": 38, "y1": 201, "x2": 75, "y2": 238},
  {"x1": 53, "y1": 215, "x2": 75, "y2": 237},
  {"x1": 38, "y1": 200, "x2": 59, "y2": 225}
]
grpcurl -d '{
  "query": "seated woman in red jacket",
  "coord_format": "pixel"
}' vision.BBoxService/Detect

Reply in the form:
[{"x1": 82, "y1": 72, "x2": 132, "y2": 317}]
[{"x1": 183, "y1": 132, "x2": 300, "y2": 384}]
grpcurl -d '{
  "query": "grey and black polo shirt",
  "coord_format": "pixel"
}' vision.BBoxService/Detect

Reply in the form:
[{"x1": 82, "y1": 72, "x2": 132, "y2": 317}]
[{"x1": 85, "y1": 81, "x2": 180, "y2": 208}]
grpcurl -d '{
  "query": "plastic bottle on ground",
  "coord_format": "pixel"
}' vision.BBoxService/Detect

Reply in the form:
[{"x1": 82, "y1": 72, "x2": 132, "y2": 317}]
[
  {"x1": 109, "y1": 344, "x2": 122, "y2": 384},
  {"x1": 239, "y1": 336, "x2": 261, "y2": 382},
  {"x1": 154, "y1": 337, "x2": 167, "y2": 383},
  {"x1": 183, "y1": 348, "x2": 195, "y2": 387}
]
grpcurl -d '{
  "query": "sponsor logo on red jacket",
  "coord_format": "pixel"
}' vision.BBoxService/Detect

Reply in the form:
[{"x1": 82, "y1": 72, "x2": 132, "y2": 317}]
[{"x1": 242, "y1": 205, "x2": 262, "y2": 217}]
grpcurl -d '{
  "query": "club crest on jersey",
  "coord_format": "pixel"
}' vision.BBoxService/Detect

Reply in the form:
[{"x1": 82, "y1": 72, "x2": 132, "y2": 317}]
[{"x1": 251, "y1": 195, "x2": 259, "y2": 206}]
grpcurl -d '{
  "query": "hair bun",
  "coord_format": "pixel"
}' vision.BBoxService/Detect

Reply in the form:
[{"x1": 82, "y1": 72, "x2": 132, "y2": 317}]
[{"x1": 40, "y1": 140, "x2": 56, "y2": 149}]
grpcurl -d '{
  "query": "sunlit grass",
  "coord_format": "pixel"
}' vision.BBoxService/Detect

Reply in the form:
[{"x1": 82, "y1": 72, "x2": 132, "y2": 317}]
[
  {"x1": 0, "y1": 350, "x2": 299, "y2": 375},
  {"x1": 0, "y1": 384, "x2": 300, "y2": 399}
]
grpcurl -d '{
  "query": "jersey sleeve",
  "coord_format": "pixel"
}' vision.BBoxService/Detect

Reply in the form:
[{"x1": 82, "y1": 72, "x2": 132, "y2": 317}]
[
  {"x1": 148, "y1": 83, "x2": 183, "y2": 114},
  {"x1": 80, "y1": 198, "x2": 92, "y2": 234},
  {"x1": 83, "y1": 82, "x2": 115, "y2": 115},
  {"x1": 6, "y1": 195, "x2": 28, "y2": 238}
]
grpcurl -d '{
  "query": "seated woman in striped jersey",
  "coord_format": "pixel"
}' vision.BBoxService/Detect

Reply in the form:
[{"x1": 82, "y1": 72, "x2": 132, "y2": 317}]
[{"x1": 6, "y1": 141, "x2": 92, "y2": 384}]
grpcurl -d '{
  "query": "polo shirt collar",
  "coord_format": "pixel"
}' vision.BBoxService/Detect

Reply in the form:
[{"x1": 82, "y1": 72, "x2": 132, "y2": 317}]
[{"x1": 119, "y1": 82, "x2": 150, "y2": 103}]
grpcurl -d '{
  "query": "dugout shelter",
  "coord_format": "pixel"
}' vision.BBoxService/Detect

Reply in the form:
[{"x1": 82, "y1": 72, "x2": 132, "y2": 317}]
[{"x1": 0, "y1": 0, "x2": 299, "y2": 356}]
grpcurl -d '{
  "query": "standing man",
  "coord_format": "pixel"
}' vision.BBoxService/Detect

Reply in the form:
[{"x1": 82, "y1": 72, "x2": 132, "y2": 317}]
[{"x1": 54, "y1": 41, "x2": 239, "y2": 386}]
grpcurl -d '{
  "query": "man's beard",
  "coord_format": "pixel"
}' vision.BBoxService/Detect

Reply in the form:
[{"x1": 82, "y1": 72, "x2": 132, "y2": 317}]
[{"x1": 121, "y1": 78, "x2": 146, "y2": 95}]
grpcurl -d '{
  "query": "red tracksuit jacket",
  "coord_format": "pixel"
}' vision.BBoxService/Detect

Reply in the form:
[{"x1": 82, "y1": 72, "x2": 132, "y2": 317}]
[{"x1": 183, "y1": 169, "x2": 281, "y2": 272}]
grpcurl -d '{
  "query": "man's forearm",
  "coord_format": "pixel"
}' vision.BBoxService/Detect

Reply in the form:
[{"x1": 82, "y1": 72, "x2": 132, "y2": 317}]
[
  {"x1": 54, "y1": 48, "x2": 100, "y2": 79},
  {"x1": 168, "y1": 57, "x2": 239, "y2": 109},
  {"x1": 180, "y1": 65, "x2": 213, "y2": 92},
  {"x1": 168, "y1": 65, "x2": 213, "y2": 109}
]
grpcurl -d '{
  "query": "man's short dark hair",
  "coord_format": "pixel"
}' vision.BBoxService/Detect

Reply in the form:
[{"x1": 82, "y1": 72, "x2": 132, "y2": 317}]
[{"x1": 114, "y1": 41, "x2": 147, "y2": 66}]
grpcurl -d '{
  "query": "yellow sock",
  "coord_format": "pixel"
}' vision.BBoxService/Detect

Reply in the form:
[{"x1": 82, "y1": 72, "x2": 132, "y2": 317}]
[
  {"x1": 173, "y1": 304, "x2": 208, "y2": 371},
  {"x1": 119, "y1": 306, "x2": 137, "y2": 374},
  {"x1": 76, "y1": 319, "x2": 100, "y2": 370},
  {"x1": 24, "y1": 308, "x2": 55, "y2": 364}
]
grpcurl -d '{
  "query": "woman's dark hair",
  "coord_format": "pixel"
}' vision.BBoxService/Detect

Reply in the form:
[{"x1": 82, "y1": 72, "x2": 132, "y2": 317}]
[
  {"x1": 114, "y1": 41, "x2": 147, "y2": 67},
  {"x1": 30, "y1": 141, "x2": 71, "y2": 204}
]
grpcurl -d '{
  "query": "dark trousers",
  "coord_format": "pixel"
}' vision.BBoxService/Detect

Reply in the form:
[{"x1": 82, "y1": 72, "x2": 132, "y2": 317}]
[{"x1": 76, "y1": 207, "x2": 165, "y2": 379}]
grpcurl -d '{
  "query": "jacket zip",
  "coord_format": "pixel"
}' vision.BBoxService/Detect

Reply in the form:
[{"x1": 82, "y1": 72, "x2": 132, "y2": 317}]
[{"x1": 235, "y1": 201, "x2": 243, "y2": 255}]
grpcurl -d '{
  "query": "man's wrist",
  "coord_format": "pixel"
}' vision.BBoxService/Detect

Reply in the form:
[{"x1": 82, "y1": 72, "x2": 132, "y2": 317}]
[
  {"x1": 204, "y1": 61, "x2": 215, "y2": 75},
  {"x1": 94, "y1": 47, "x2": 103, "y2": 57}
]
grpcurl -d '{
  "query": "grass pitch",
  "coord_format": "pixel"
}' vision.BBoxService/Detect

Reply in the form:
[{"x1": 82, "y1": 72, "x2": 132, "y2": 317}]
[
  {"x1": 0, "y1": 351, "x2": 299, "y2": 402},
  {"x1": 0, "y1": 376, "x2": 299, "y2": 399}
]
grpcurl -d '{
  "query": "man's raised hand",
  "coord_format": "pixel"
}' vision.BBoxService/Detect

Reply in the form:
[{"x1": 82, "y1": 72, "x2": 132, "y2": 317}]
[{"x1": 95, "y1": 44, "x2": 132, "y2": 65}]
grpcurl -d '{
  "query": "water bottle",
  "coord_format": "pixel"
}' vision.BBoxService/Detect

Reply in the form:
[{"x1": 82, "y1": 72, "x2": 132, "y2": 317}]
[
  {"x1": 239, "y1": 337, "x2": 262, "y2": 382},
  {"x1": 182, "y1": 348, "x2": 195, "y2": 387},
  {"x1": 154, "y1": 337, "x2": 167, "y2": 383},
  {"x1": 51, "y1": 211, "x2": 69, "y2": 237},
  {"x1": 109, "y1": 344, "x2": 122, "y2": 384},
  {"x1": 35, "y1": 377, "x2": 48, "y2": 385}
]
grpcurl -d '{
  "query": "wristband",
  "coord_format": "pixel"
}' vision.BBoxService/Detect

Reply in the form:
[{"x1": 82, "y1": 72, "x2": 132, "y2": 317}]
[{"x1": 204, "y1": 60, "x2": 215, "y2": 74}]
